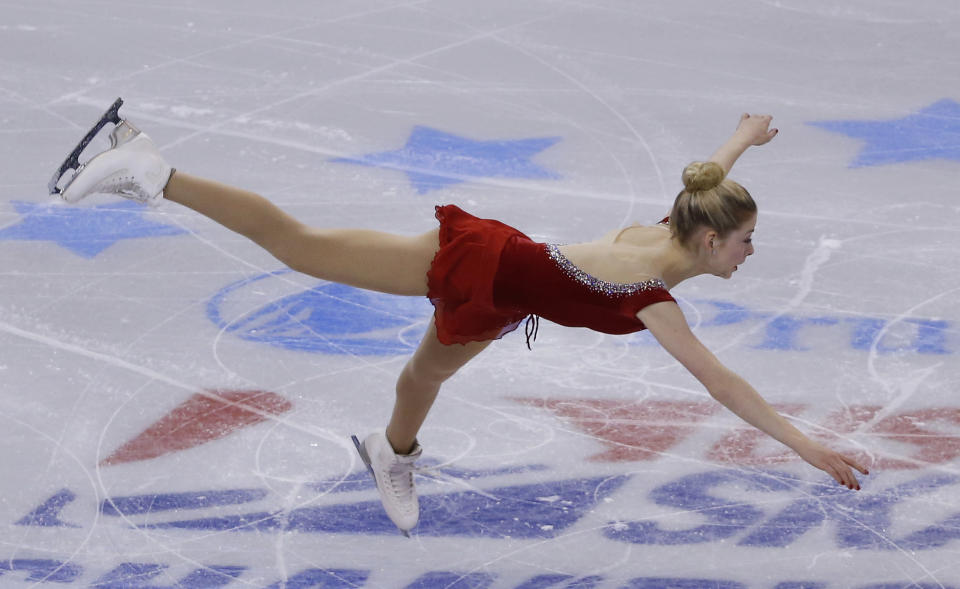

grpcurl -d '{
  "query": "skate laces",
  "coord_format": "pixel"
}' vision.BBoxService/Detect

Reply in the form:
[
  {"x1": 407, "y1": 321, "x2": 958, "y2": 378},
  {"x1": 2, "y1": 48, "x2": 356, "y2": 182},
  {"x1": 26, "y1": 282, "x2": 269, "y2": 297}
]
[
  {"x1": 378, "y1": 461, "x2": 417, "y2": 514},
  {"x1": 406, "y1": 463, "x2": 499, "y2": 500},
  {"x1": 369, "y1": 438, "x2": 498, "y2": 504},
  {"x1": 380, "y1": 461, "x2": 497, "y2": 505}
]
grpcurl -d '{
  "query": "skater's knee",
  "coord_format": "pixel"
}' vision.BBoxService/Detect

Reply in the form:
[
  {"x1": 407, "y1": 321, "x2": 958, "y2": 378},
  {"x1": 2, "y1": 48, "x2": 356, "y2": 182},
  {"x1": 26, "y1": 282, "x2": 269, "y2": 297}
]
[{"x1": 266, "y1": 225, "x2": 335, "y2": 276}]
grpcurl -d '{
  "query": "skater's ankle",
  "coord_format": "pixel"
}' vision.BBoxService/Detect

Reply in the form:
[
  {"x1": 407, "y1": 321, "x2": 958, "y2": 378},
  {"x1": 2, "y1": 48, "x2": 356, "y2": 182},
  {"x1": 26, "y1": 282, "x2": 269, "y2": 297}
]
[
  {"x1": 385, "y1": 429, "x2": 417, "y2": 455},
  {"x1": 161, "y1": 168, "x2": 177, "y2": 198}
]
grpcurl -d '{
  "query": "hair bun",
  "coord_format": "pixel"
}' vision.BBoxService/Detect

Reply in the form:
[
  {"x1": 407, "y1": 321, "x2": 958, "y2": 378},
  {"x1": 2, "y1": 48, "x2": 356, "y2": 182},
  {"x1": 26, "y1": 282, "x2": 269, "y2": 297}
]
[{"x1": 681, "y1": 161, "x2": 725, "y2": 192}]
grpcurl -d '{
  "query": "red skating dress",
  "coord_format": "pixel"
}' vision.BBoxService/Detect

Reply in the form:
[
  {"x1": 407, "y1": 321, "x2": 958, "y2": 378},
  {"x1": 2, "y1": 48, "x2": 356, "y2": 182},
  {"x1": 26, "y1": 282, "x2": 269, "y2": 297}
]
[{"x1": 427, "y1": 205, "x2": 676, "y2": 346}]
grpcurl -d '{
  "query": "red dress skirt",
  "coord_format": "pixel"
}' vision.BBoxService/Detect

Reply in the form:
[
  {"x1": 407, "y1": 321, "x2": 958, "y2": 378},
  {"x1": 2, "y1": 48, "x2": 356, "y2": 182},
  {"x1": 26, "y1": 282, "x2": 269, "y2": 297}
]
[{"x1": 427, "y1": 205, "x2": 529, "y2": 345}]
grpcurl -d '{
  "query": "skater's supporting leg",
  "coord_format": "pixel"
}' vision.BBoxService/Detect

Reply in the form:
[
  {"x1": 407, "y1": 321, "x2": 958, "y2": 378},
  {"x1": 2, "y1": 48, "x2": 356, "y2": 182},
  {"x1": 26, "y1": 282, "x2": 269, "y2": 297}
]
[
  {"x1": 164, "y1": 172, "x2": 438, "y2": 296},
  {"x1": 386, "y1": 319, "x2": 491, "y2": 454}
]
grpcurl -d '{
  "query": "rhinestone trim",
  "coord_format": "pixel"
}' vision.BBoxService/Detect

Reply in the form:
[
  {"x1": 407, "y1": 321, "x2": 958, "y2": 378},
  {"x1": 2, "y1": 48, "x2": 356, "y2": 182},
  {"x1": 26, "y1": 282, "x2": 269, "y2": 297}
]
[{"x1": 545, "y1": 244, "x2": 666, "y2": 296}]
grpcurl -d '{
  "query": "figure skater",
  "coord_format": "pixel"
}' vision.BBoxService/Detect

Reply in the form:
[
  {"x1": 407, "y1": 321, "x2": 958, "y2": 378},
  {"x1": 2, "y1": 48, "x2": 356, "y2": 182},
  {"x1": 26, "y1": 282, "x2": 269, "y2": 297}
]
[{"x1": 49, "y1": 102, "x2": 869, "y2": 536}]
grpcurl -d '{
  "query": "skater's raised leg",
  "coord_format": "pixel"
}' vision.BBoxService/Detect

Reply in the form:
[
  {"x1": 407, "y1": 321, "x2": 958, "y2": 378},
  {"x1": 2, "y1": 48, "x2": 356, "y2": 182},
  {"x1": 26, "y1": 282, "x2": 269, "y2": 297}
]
[
  {"x1": 163, "y1": 172, "x2": 439, "y2": 296},
  {"x1": 50, "y1": 99, "x2": 440, "y2": 297}
]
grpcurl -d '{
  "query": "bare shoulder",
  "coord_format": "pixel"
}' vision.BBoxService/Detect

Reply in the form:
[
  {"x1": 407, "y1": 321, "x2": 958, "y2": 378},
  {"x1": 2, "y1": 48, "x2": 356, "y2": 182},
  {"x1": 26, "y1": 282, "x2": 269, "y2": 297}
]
[
  {"x1": 588, "y1": 223, "x2": 666, "y2": 245},
  {"x1": 596, "y1": 227, "x2": 624, "y2": 244}
]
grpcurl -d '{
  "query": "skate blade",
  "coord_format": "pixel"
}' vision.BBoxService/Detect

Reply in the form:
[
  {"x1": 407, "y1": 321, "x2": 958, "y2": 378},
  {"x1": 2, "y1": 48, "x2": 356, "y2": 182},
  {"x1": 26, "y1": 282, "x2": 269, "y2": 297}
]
[
  {"x1": 350, "y1": 434, "x2": 411, "y2": 539},
  {"x1": 49, "y1": 97, "x2": 124, "y2": 196},
  {"x1": 350, "y1": 434, "x2": 376, "y2": 478}
]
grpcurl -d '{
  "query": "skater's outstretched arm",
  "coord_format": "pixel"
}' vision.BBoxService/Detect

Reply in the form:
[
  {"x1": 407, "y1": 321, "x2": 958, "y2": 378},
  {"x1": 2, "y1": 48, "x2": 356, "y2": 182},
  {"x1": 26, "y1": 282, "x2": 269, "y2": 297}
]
[
  {"x1": 708, "y1": 113, "x2": 778, "y2": 174},
  {"x1": 638, "y1": 301, "x2": 869, "y2": 490},
  {"x1": 164, "y1": 172, "x2": 438, "y2": 296}
]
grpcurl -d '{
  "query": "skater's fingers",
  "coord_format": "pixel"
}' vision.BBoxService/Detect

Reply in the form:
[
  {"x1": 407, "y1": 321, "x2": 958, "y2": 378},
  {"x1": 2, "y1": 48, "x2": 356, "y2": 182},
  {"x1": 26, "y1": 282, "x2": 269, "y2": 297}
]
[
  {"x1": 843, "y1": 454, "x2": 870, "y2": 476},
  {"x1": 833, "y1": 461, "x2": 860, "y2": 491}
]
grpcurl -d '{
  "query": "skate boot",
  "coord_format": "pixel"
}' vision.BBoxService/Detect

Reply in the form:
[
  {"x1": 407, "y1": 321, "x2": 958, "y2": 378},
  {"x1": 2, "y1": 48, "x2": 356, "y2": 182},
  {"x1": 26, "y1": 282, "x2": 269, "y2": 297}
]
[
  {"x1": 49, "y1": 97, "x2": 172, "y2": 206},
  {"x1": 351, "y1": 432, "x2": 422, "y2": 536}
]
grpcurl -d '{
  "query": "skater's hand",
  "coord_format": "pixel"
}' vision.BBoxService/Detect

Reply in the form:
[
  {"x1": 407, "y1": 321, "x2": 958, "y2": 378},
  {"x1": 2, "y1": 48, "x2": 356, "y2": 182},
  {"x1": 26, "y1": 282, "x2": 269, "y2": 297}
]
[
  {"x1": 706, "y1": 113, "x2": 778, "y2": 174},
  {"x1": 733, "y1": 113, "x2": 778, "y2": 146},
  {"x1": 795, "y1": 440, "x2": 869, "y2": 490}
]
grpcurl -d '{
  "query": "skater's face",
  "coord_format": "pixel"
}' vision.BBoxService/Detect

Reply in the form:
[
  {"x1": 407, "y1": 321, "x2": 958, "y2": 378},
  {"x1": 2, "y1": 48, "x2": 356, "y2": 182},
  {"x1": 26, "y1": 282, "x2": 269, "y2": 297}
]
[{"x1": 706, "y1": 213, "x2": 756, "y2": 279}]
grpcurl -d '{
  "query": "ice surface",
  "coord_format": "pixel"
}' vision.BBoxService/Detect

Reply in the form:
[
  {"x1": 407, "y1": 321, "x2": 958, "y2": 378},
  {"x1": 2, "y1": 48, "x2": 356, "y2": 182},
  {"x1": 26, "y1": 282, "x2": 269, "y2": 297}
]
[{"x1": 2, "y1": 1, "x2": 960, "y2": 587}]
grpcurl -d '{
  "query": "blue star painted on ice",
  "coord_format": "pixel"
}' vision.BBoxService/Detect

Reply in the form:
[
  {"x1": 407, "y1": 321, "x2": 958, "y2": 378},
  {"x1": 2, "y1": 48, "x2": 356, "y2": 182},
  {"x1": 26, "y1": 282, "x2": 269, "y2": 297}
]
[
  {"x1": 0, "y1": 200, "x2": 186, "y2": 258},
  {"x1": 332, "y1": 126, "x2": 561, "y2": 193},
  {"x1": 809, "y1": 98, "x2": 960, "y2": 167}
]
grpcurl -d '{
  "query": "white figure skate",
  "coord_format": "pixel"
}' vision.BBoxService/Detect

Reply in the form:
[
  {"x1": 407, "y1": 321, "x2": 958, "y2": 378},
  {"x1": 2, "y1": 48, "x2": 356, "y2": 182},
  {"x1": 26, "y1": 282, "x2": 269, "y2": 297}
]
[
  {"x1": 49, "y1": 97, "x2": 172, "y2": 206},
  {"x1": 352, "y1": 433, "x2": 422, "y2": 537}
]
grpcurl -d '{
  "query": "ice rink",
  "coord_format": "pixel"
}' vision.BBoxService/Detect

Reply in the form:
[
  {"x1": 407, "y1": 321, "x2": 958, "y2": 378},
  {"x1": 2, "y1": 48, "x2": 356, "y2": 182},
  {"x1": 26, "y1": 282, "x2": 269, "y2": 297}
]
[{"x1": 2, "y1": 1, "x2": 960, "y2": 587}]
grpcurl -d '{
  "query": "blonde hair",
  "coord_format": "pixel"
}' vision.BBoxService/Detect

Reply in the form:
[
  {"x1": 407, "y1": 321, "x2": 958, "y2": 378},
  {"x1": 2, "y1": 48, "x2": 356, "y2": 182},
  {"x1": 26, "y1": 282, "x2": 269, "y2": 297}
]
[{"x1": 670, "y1": 161, "x2": 756, "y2": 247}]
